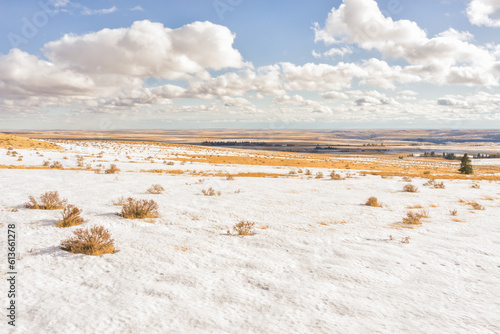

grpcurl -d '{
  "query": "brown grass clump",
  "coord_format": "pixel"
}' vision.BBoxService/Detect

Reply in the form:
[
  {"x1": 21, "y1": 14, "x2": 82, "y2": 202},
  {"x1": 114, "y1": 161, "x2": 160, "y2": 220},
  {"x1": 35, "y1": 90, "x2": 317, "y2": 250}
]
[
  {"x1": 112, "y1": 197, "x2": 126, "y2": 206},
  {"x1": 60, "y1": 226, "x2": 114, "y2": 256},
  {"x1": 330, "y1": 171, "x2": 345, "y2": 180},
  {"x1": 146, "y1": 184, "x2": 165, "y2": 194},
  {"x1": 25, "y1": 191, "x2": 67, "y2": 210},
  {"x1": 230, "y1": 221, "x2": 256, "y2": 236},
  {"x1": 403, "y1": 184, "x2": 419, "y2": 193},
  {"x1": 471, "y1": 183, "x2": 480, "y2": 189},
  {"x1": 119, "y1": 198, "x2": 160, "y2": 219},
  {"x1": 50, "y1": 161, "x2": 63, "y2": 169},
  {"x1": 365, "y1": 196, "x2": 380, "y2": 207},
  {"x1": 57, "y1": 205, "x2": 84, "y2": 228},
  {"x1": 469, "y1": 202, "x2": 485, "y2": 210},
  {"x1": 402, "y1": 176, "x2": 412, "y2": 182},
  {"x1": 449, "y1": 209, "x2": 458, "y2": 216},
  {"x1": 226, "y1": 175, "x2": 235, "y2": 181},
  {"x1": 202, "y1": 187, "x2": 221, "y2": 196},
  {"x1": 305, "y1": 169, "x2": 312, "y2": 176},
  {"x1": 105, "y1": 164, "x2": 120, "y2": 174},
  {"x1": 315, "y1": 172, "x2": 324, "y2": 179},
  {"x1": 402, "y1": 210, "x2": 426, "y2": 225}
]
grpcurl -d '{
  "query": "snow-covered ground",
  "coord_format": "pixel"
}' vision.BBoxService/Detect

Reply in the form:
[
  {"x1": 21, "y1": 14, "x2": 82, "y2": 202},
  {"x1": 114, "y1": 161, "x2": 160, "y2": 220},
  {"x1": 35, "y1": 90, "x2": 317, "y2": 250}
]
[{"x1": 1, "y1": 141, "x2": 499, "y2": 333}]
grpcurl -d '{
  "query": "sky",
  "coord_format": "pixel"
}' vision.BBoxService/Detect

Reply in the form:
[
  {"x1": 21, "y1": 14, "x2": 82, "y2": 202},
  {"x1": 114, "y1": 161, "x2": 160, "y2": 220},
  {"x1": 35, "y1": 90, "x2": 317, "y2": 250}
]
[{"x1": 1, "y1": 0, "x2": 500, "y2": 130}]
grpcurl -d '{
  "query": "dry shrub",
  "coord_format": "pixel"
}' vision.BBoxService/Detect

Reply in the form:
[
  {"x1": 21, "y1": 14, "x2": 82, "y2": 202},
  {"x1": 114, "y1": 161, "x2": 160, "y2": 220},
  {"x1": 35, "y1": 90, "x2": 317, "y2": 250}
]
[
  {"x1": 42, "y1": 160, "x2": 50, "y2": 167},
  {"x1": 50, "y1": 161, "x2": 63, "y2": 169},
  {"x1": 289, "y1": 170, "x2": 297, "y2": 175},
  {"x1": 57, "y1": 205, "x2": 84, "y2": 228},
  {"x1": 230, "y1": 221, "x2": 256, "y2": 236},
  {"x1": 423, "y1": 179, "x2": 445, "y2": 189},
  {"x1": 471, "y1": 183, "x2": 480, "y2": 189},
  {"x1": 105, "y1": 164, "x2": 120, "y2": 174},
  {"x1": 330, "y1": 171, "x2": 345, "y2": 180},
  {"x1": 469, "y1": 202, "x2": 484, "y2": 210},
  {"x1": 25, "y1": 191, "x2": 67, "y2": 210},
  {"x1": 202, "y1": 187, "x2": 221, "y2": 196},
  {"x1": 401, "y1": 236, "x2": 411, "y2": 244},
  {"x1": 60, "y1": 226, "x2": 114, "y2": 256},
  {"x1": 407, "y1": 204, "x2": 424, "y2": 209},
  {"x1": 305, "y1": 169, "x2": 312, "y2": 176},
  {"x1": 315, "y1": 172, "x2": 324, "y2": 179},
  {"x1": 365, "y1": 196, "x2": 380, "y2": 207},
  {"x1": 166, "y1": 161, "x2": 175, "y2": 165},
  {"x1": 119, "y1": 198, "x2": 160, "y2": 219},
  {"x1": 226, "y1": 175, "x2": 235, "y2": 181},
  {"x1": 403, "y1": 184, "x2": 419, "y2": 193},
  {"x1": 402, "y1": 176, "x2": 412, "y2": 182},
  {"x1": 402, "y1": 210, "x2": 426, "y2": 225},
  {"x1": 449, "y1": 209, "x2": 458, "y2": 216},
  {"x1": 146, "y1": 184, "x2": 165, "y2": 194}
]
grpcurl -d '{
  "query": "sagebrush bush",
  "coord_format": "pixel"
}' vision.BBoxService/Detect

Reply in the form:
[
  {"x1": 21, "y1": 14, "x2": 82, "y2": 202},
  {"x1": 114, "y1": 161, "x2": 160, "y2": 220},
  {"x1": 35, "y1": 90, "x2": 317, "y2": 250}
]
[
  {"x1": 57, "y1": 205, "x2": 84, "y2": 228},
  {"x1": 119, "y1": 198, "x2": 160, "y2": 219},
  {"x1": 105, "y1": 164, "x2": 120, "y2": 174},
  {"x1": 330, "y1": 171, "x2": 344, "y2": 180},
  {"x1": 226, "y1": 175, "x2": 235, "y2": 181},
  {"x1": 202, "y1": 187, "x2": 221, "y2": 196},
  {"x1": 230, "y1": 221, "x2": 256, "y2": 236},
  {"x1": 60, "y1": 226, "x2": 115, "y2": 256},
  {"x1": 305, "y1": 169, "x2": 312, "y2": 176},
  {"x1": 315, "y1": 172, "x2": 324, "y2": 179},
  {"x1": 365, "y1": 196, "x2": 380, "y2": 207},
  {"x1": 403, "y1": 184, "x2": 419, "y2": 193},
  {"x1": 25, "y1": 191, "x2": 67, "y2": 210},
  {"x1": 402, "y1": 176, "x2": 412, "y2": 182},
  {"x1": 50, "y1": 161, "x2": 63, "y2": 169},
  {"x1": 146, "y1": 184, "x2": 165, "y2": 194},
  {"x1": 402, "y1": 211, "x2": 425, "y2": 225}
]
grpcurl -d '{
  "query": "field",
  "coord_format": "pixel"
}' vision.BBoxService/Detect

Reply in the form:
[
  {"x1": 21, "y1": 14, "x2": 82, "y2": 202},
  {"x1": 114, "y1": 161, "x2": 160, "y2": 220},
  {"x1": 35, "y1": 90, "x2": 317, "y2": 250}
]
[{"x1": 1, "y1": 133, "x2": 499, "y2": 333}]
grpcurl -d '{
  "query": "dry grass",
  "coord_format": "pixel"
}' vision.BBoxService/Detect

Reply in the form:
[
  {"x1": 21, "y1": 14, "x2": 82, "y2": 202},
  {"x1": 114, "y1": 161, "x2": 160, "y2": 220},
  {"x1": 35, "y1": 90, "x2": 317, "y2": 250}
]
[
  {"x1": 146, "y1": 184, "x2": 165, "y2": 194},
  {"x1": 365, "y1": 196, "x2": 380, "y2": 207},
  {"x1": 119, "y1": 198, "x2": 160, "y2": 219},
  {"x1": 402, "y1": 210, "x2": 427, "y2": 225},
  {"x1": 25, "y1": 191, "x2": 67, "y2": 210},
  {"x1": 403, "y1": 184, "x2": 419, "y2": 193},
  {"x1": 201, "y1": 187, "x2": 221, "y2": 196},
  {"x1": 0, "y1": 132, "x2": 61, "y2": 150},
  {"x1": 60, "y1": 226, "x2": 115, "y2": 256},
  {"x1": 50, "y1": 161, "x2": 63, "y2": 169},
  {"x1": 471, "y1": 183, "x2": 480, "y2": 189},
  {"x1": 407, "y1": 204, "x2": 424, "y2": 209},
  {"x1": 469, "y1": 202, "x2": 485, "y2": 210},
  {"x1": 105, "y1": 164, "x2": 120, "y2": 174},
  {"x1": 449, "y1": 209, "x2": 458, "y2": 216},
  {"x1": 230, "y1": 221, "x2": 256, "y2": 236},
  {"x1": 226, "y1": 175, "x2": 235, "y2": 181},
  {"x1": 402, "y1": 176, "x2": 412, "y2": 182},
  {"x1": 330, "y1": 171, "x2": 345, "y2": 180},
  {"x1": 315, "y1": 172, "x2": 324, "y2": 179},
  {"x1": 57, "y1": 205, "x2": 84, "y2": 228}
]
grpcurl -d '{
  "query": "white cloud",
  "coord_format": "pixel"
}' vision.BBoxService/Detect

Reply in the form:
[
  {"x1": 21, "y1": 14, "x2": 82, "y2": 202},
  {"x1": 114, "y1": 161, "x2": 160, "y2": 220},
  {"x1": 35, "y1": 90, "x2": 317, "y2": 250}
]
[
  {"x1": 314, "y1": 0, "x2": 498, "y2": 86},
  {"x1": 312, "y1": 47, "x2": 352, "y2": 59},
  {"x1": 130, "y1": 6, "x2": 145, "y2": 11},
  {"x1": 467, "y1": 0, "x2": 500, "y2": 27},
  {"x1": 81, "y1": 6, "x2": 117, "y2": 15},
  {"x1": 43, "y1": 20, "x2": 245, "y2": 80},
  {"x1": 274, "y1": 94, "x2": 320, "y2": 107},
  {"x1": 320, "y1": 91, "x2": 349, "y2": 99}
]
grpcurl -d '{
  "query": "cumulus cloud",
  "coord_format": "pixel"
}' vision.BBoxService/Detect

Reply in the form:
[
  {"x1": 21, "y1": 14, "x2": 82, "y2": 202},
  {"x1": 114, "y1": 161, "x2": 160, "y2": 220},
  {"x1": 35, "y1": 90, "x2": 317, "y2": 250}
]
[
  {"x1": 43, "y1": 20, "x2": 245, "y2": 80},
  {"x1": 467, "y1": 0, "x2": 500, "y2": 27},
  {"x1": 314, "y1": 0, "x2": 499, "y2": 86},
  {"x1": 312, "y1": 47, "x2": 352, "y2": 59}
]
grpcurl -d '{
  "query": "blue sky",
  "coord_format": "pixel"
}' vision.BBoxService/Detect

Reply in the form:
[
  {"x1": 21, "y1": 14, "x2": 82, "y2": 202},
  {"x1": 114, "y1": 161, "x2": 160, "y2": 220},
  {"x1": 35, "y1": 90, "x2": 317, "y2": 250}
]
[{"x1": 1, "y1": 0, "x2": 500, "y2": 129}]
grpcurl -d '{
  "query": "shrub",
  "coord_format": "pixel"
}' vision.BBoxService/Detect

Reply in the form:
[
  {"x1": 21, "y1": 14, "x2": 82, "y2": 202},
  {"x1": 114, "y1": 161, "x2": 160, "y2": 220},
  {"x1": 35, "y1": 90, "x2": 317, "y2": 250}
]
[
  {"x1": 50, "y1": 161, "x2": 63, "y2": 169},
  {"x1": 119, "y1": 198, "x2": 160, "y2": 219},
  {"x1": 330, "y1": 171, "x2": 344, "y2": 180},
  {"x1": 365, "y1": 196, "x2": 380, "y2": 207},
  {"x1": 112, "y1": 197, "x2": 127, "y2": 206},
  {"x1": 403, "y1": 184, "x2": 419, "y2": 193},
  {"x1": 449, "y1": 209, "x2": 458, "y2": 216},
  {"x1": 315, "y1": 172, "x2": 324, "y2": 179},
  {"x1": 60, "y1": 226, "x2": 114, "y2": 256},
  {"x1": 471, "y1": 183, "x2": 480, "y2": 189},
  {"x1": 289, "y1": 170, "x2": 297, "y2": 175},
  {"x1": 105, "y1": 164, "x2": 120, "y2": 174},
  {"x1": 402, "y1": 176, "x2": 412, "y2": 182},
  {"x1": 305, "y1": 169, "x2": 312, "y2": 176},
  {"x1": 402, "y1": 211, "x2": 425, "y2": 225},
  {"x1": 469, "y1": 202, "x2": 484, "y2": 210},
  {"x1": 25, "y1": 191, "x2": 67, "y2": 210},
  {"x1": 226, "y1": 175, "x2": 235, "y2": 181},
  {"x1": 230, "y1": 221, "x2": 256, "y2": 236},
  {"x1": 202, "y1": 187, "x2": 221, "y2": 196},
  {"x1": 433, "y1": 181, "x2": 445, "y2": 189},
  {"x1": 146, "y1": 184, "x2": 165, "y2": 194},
  {"x1": 57, "y1": 205, "x2": 84, "y2": 228}
]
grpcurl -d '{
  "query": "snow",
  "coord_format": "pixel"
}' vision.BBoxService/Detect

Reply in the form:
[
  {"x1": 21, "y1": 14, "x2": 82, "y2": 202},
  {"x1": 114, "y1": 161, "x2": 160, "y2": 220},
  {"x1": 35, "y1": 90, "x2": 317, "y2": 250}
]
[{"x1": 1, "y1": 141, "x2": 499, "y2": 333}]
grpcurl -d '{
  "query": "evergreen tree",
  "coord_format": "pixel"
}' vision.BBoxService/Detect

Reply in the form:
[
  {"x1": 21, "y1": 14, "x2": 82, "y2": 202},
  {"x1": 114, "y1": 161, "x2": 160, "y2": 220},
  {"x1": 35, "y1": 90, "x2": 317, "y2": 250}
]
[{"x1": 458, "y1": 153, "x2": 473, "y2": 174}]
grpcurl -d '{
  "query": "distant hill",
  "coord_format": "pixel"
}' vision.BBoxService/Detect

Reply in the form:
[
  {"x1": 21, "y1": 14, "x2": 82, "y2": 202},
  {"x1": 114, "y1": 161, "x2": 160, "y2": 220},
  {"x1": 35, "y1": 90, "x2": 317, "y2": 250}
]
[{"x1": 0, "y1": 133, "x2": 61, "y2": 150}]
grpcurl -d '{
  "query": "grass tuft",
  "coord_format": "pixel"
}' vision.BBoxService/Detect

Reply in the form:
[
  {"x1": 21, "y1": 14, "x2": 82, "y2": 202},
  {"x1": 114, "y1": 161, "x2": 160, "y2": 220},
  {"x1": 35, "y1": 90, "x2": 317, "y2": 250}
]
[{"x1": 60, "y1": 226, "x2": 114, "y2": 256}]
